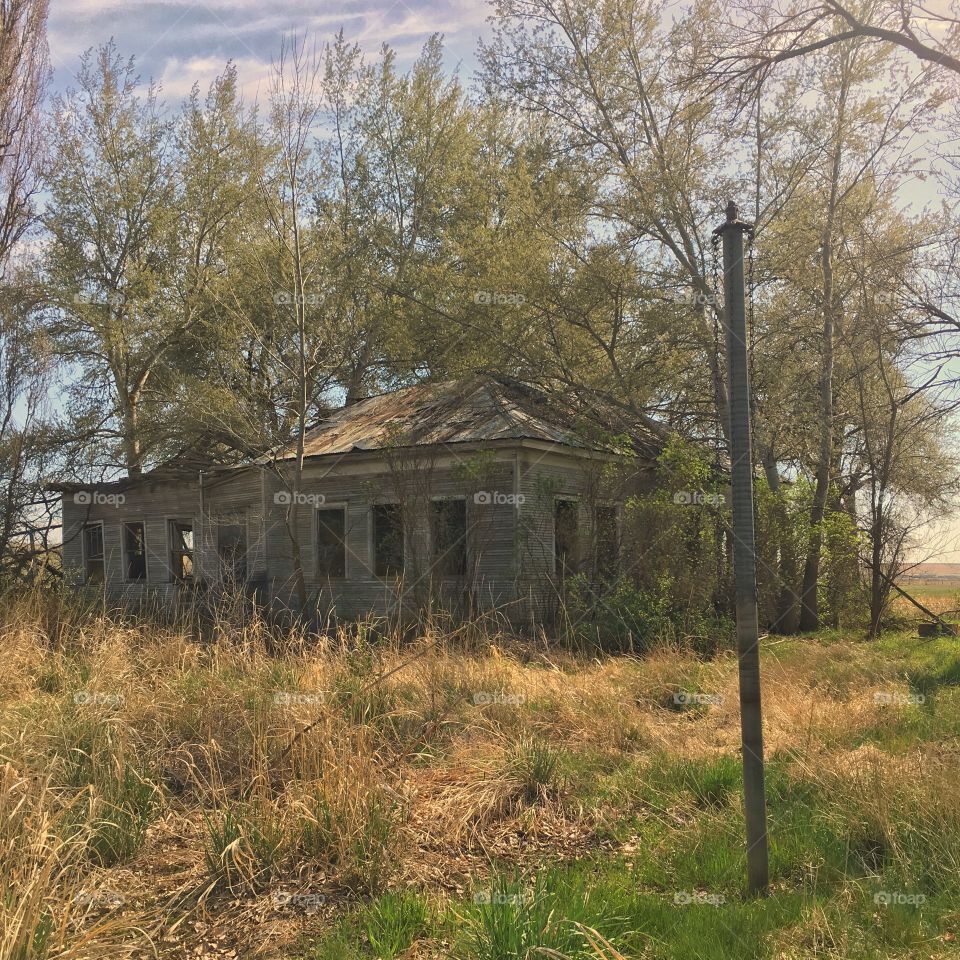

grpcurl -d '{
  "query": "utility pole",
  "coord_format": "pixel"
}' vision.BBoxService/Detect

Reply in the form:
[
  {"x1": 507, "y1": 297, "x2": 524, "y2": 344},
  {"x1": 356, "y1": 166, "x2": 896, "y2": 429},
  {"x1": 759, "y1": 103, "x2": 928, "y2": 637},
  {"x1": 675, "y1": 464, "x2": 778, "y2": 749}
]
[{"x1": 714, "y1": 200, "x2": 769, "y2": 895}]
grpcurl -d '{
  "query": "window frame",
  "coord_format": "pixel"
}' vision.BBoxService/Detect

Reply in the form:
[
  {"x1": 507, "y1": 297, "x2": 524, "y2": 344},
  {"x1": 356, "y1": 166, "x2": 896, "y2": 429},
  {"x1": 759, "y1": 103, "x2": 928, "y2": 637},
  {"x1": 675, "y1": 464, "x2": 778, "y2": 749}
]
[
  {"x1": 213, "y1": 511, "x2": 250, "y2": 584},
  {"x1": 122, "y1": 520, "x2": 148, "y2": 583},
  {"x1": 81, "y1": 521, "x2": 105, "y2": 584},
  {"x1": 168, "y1": 518, "x2": 195, "y2": 582},
  {"x1": 593, "y1": 502, "x2": 620, "y2": 580},
  {"x1": 553, "y1": 496, "x2": 580, "y2": 578},
  {"x1": 430, "y1": 495, "x2": 468, "y2": 578},
  {"x1": 315, "y1": 503, "x2": 348, "y2": 581},
  {"x1": 370, "y1": 502, "x2": 405, "y2": 579}
]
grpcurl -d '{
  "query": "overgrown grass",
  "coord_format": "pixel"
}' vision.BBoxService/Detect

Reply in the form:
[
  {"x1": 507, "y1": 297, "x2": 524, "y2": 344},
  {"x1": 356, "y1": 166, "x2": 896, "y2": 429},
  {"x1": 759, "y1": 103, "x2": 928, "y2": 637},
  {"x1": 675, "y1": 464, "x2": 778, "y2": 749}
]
[{"x1": 0, "y1": 590, "x2": 957, "y2": 958}]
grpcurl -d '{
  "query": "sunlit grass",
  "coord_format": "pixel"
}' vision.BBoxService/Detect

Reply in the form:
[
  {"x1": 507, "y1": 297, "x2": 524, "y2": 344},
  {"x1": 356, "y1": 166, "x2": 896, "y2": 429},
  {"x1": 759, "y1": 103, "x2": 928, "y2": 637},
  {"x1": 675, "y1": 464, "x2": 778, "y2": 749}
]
[{"x1": 0, "y1": 589, "x2": 957, "y2": 958}]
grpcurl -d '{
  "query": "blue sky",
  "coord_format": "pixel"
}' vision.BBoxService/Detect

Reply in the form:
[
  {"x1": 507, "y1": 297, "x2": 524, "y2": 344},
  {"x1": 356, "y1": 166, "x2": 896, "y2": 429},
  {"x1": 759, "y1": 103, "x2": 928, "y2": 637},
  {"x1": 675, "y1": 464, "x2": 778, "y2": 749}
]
[{"x1": 48, "y1": 0, "x2": 493, "y2": 101}]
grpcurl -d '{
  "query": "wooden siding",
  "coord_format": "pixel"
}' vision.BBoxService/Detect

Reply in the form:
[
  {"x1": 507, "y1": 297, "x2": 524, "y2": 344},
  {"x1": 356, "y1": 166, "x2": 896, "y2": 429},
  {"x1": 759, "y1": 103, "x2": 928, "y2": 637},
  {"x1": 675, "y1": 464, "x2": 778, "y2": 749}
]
[
  {"x1": 59, "y1": 442, "x2": 633, "y2": 624},
  {"x1": 260, "y1": 451, "x2": 520, "y2": 619},
  {"x1": 61, "y1": 479, "x2": 203, "y2": 607}
]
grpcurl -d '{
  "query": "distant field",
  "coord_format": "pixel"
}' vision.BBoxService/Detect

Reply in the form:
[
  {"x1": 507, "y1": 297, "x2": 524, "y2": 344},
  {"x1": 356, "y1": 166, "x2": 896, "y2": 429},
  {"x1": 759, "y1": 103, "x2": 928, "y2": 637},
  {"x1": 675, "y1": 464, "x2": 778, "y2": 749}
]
[
  {"x1": 1, "y1": 595, "x2": 958, "y2": 959},
  {"x1": 894, "y1": 580, "x2": 960, "y2": 612}
]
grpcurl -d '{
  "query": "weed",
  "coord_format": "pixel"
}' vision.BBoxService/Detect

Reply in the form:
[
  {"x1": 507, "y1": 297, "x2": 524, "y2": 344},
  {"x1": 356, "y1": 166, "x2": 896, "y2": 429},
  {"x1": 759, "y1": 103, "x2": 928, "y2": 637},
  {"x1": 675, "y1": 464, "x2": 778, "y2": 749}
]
[
  {"x1": 503, "y1": 737, "x2": 561, "y2": 801},
  {"x1": 203, "y1": 802, "x2": 286, "y2": 892},
  {"x1": 361, "y1": 891, "x2": 428, "y2": 959}
]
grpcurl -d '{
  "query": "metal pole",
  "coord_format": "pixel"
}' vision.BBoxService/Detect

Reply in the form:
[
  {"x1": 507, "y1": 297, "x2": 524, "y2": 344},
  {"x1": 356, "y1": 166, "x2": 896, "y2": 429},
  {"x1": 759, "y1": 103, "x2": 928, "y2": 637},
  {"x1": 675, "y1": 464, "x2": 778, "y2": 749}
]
[{"x1": 714, "y1": 199, "x2": 769, "y2": 895}]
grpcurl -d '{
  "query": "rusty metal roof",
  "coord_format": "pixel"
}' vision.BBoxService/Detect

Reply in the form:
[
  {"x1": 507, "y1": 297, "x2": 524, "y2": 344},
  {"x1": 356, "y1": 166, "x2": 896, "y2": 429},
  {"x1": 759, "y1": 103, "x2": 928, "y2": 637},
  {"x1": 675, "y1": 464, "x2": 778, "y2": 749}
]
[{"x1": 281, "y1": 378, "x2": 638, "y2": 460}]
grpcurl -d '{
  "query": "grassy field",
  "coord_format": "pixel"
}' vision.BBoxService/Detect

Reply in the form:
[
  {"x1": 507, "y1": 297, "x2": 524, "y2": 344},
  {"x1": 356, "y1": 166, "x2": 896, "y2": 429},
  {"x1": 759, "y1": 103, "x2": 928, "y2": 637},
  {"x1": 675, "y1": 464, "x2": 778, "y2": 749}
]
[
  {"x1": 0, "y1": 594, "x2": 958, "y2": 959},
  {"x1": 892, "y1": 581, "x2": 960, "y2": 610}
]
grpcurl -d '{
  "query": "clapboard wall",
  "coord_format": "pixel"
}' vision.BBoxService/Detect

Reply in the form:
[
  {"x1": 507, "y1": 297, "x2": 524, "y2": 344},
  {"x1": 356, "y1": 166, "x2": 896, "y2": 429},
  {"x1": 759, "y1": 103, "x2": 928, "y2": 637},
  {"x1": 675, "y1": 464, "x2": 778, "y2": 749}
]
[{"x1": 60, "y1": 442, "x2": 630, "y2": 624}]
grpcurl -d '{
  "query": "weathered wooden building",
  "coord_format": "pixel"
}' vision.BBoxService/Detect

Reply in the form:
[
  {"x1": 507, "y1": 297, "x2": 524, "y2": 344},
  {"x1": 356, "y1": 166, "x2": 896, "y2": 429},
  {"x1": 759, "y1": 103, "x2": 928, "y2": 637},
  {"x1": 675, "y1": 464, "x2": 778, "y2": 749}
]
[{"x1": 55, "y1": 378, "x2": 663, "y2": 622}]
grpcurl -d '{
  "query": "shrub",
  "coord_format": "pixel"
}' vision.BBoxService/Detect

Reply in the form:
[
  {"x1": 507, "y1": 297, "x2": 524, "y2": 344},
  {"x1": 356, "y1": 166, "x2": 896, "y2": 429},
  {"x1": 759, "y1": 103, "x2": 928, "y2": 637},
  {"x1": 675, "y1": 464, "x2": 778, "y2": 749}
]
[{"x1": 565, "y1": 575, "x2": 729, "y2": 655}]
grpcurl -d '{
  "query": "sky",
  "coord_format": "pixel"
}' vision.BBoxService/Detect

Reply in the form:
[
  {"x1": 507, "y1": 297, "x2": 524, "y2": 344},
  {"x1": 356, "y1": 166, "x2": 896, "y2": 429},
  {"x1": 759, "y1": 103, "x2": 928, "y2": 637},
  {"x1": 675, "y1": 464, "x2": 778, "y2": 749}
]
[
  {"x1": 47, "y1": 0, "x2": 493, "y2": 101},
  {"x1": 44, "y1": 0, "x2": 960, "y2": 565}
]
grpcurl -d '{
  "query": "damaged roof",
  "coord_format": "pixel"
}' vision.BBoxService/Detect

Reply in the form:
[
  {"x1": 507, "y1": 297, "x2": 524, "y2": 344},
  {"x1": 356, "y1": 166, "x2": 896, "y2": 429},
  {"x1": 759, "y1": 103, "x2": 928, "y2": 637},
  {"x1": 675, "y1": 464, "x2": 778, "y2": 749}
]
[
  {"x1": 50, "y1": 378, "x2": 666, "y2": 493},
  {"x1": 276, "y1": 377, "x2": 663, "y2": 461}
]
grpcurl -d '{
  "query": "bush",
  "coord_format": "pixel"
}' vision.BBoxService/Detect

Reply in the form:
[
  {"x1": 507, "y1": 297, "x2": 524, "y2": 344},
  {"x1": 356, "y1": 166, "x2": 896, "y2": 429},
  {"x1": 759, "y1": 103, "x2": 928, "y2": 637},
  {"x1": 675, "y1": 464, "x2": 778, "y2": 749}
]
[{"x1": 565, "y1": 575, "x2": 730, "y2": 655}]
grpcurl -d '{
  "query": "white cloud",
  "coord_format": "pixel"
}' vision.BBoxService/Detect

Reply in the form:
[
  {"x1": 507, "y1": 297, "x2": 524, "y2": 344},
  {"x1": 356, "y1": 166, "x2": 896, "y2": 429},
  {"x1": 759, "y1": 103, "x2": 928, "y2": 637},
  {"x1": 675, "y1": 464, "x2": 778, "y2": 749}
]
[
  {"x1": 157, "y1": 54, "x2": 271, "y2": 102},
  {"x1": 48, "y1": 0, "x2": 492, "y2": 101}
]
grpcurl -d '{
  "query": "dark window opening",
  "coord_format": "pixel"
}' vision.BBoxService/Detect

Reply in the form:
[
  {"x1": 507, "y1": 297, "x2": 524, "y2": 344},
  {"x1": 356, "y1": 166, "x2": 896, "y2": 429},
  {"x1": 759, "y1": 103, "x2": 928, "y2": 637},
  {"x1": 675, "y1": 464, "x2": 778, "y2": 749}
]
[
  {"x1": 595, "y1": 505, "x2": 619, "y2": 581},
  {"x1": 83, "y1": 524, "x2": 104, "y2": 583},
  {"x1": 316, "y1": 508, "x2": 346, "y2": 579},
  {"x1": 554, "y1": 499, "x2": 579, "y2": 579},
  {"x1": 372, "y1": 503, "x2": 404, "y2": 578},
  {"x1": 432, "y1": 499, "x2": 467, "y2": 577},
  {"x1": 170, "y1": 521, "x2": 194, "y2": 581},
  {"x1": 217, "y1": 519, "x2": 247, "y2": 582},
  {"x1": 123, "y1": 522, "x2": 147, "y2": 581}
]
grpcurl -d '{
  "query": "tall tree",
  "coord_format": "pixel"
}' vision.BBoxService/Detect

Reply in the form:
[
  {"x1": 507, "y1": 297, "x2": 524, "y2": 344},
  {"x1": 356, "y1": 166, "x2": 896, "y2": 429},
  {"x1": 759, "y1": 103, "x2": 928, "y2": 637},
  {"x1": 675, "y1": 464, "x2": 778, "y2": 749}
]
[
  {"x1": 44, "y1": 44, "x2": 178, "y2": 476},
  {"x1": 0, "y1": 0, "x2": 48, "y2": 275},
  {"x1": 483, "y1": 0, "x2": 745, "y2": 438},
  {"x1": 0, "y1": 0, "x2": 52, "y2": 576}
]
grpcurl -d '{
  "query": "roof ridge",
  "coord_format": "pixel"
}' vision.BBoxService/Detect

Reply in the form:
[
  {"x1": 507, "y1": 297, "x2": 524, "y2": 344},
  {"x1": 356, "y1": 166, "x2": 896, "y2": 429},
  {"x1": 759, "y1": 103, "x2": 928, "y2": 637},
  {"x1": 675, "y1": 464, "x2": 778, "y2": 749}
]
[{"x1": 483, "y1": 378, "x2": 529, "y2": 435}]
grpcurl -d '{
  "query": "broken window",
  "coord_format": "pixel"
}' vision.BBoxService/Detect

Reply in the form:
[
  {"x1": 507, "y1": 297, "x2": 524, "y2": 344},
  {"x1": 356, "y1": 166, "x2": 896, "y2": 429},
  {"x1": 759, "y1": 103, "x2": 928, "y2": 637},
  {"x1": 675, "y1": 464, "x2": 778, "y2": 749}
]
[
  {"x1": 83, "y1": 523, "x2": 104, "y2": 583},
  {"x1": 372, "y1": 503, "x2": 404, "y2": 578},
  {"x1": 123, "y1": 522, "x2": 147, "y2": 581},
  {"x1": 554, "y1": 499, "x2": 579, "y2": 579},
  {"x1": 431, "y1": 498, "x2": 467, "y2": 577},
  {"x1": 169, "y1": 520, "x2": 194, "y2": 581},
  {"x1": 594, "y1": 505, "x2": 619, "y2": 581},
  {"x1": 316, "y1": 507, "x2": 346, "y2": 579},
  {"x1": 216, "y1": 518, "x2": 247, "y2": 583}
]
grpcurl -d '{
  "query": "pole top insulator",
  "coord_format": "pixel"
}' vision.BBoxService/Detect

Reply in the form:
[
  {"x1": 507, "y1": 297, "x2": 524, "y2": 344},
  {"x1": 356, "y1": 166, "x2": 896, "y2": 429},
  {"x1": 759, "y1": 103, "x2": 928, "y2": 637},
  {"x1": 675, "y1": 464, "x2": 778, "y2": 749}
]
[{"x1": 713, "y1": 199, "x2": 755, "y2": 237}]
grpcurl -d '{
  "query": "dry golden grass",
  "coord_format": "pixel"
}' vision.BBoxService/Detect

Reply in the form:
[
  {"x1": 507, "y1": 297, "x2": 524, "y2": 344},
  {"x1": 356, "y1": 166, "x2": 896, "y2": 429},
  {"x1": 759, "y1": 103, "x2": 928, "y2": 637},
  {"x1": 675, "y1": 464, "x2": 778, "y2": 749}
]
[{"x1": 0, "y1": 591, "x2": 955, "y2": 959}]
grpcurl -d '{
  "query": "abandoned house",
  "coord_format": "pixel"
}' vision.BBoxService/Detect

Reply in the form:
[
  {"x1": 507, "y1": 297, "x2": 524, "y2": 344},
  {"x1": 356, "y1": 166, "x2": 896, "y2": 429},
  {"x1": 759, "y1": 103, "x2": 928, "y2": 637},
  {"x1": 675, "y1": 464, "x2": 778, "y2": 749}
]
[{"x1": 55, "y1": 378, "x2": 664, "y2": 622}]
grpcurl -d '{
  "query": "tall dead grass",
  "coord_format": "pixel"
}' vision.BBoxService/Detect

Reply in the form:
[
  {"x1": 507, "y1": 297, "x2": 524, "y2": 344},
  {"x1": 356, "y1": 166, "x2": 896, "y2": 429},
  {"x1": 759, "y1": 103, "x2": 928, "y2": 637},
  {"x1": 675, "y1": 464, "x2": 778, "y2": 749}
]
[{"x1": 0, "y1": 588, "x2": 955, "y2": 958}]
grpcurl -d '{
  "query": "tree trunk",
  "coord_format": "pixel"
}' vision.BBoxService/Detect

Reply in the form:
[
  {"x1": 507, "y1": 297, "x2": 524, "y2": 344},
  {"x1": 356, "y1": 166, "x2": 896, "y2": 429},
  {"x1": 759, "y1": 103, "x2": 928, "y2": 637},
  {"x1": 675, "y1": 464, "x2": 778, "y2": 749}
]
[
  {"x1": 284, "y1": 499, "x2": 308, "y2": 612},
  {"x1": 798, "y1": 54, "x2": 850, "y2": 632},
  {"x1": 121, "y1": 394, "x2": 143, "y2": 477},
  {"x1": 762, "y1": 452, "x2": 798, "y2": 634},
  {"x1": 798, "y1": 221, "x2": 839, "y2": 629},
  {"x1": 868, "y1": 509, "x2": 885, "y2": 638}
]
